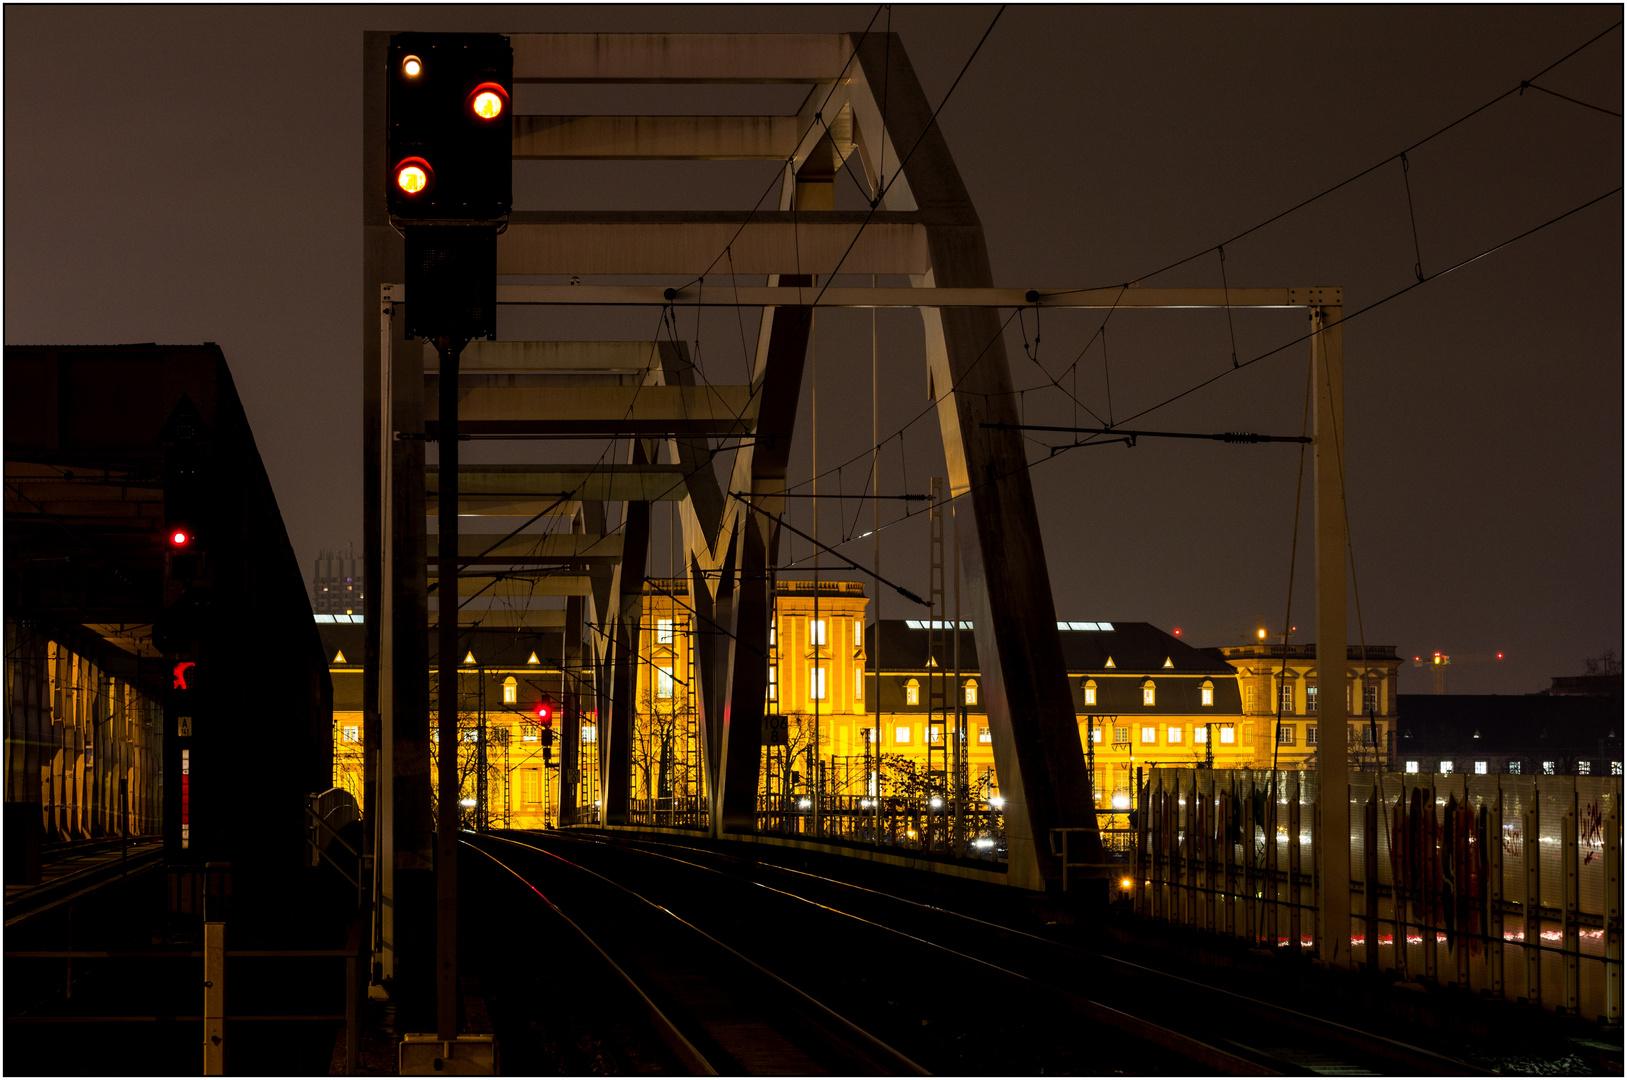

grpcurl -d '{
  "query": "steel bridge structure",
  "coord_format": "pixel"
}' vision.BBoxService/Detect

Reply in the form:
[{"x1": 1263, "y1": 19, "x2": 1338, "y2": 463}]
[{"x1": 361, "y1": 30, "x2": 1356, "y2": 998}]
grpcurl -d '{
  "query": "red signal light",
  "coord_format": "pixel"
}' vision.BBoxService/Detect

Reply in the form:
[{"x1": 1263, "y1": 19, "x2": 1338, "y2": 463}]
[
  {"x1": 394, "y1": 157, "x2": 434, "y2": 196},
  {"x1": 1172, "y1": 628, "x2": 1181, "y2": 637},
  {"x1": 170, "y1": 529, "x2": 190, "y2": 548},
  {"x1": 466, "y1": 82, "x2": 508, "y2": 121},
  {"x1": 536, "y1": 701, "x2": 552, "y2": 724}
]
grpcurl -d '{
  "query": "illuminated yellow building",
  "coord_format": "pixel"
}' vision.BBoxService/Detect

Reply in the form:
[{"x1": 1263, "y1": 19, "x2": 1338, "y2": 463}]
[
  {"x1": 755, "y1": 580, "x2": 1255, "y2": 828},
  {"x1": 1215, "y1": 638, "x2": 1401, "y2": 769},
  {"x1": 321, "y1": 619, "x2": 583, "y2": 828},
  {"x1": 321, "y1": 588, "x2": 1366, "y2": 836},
  {"x1": 628, "y1": 580, "x2": 704, "y2": 823}
]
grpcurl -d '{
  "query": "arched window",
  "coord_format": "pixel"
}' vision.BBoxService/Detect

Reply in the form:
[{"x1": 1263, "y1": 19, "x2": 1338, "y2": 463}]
[
  {"x1": 1083, "y1": 679, "x2": 1098, "y2": 707},
  {"x1": 502, "y1": 676, "x2": 517, "y2": 704},
  {"x1": 905, "y1": 678, "x2": 920, "y2": 706},
  {"x1": 1200, "y1": 680, "x2": 1214, "y2": 707},
  {"x1": 1142, "y1": 680, "x2": 1156, "y2": 707},
  {"x1": 964, "y1": 679, "x2": 978, "y2": 706}
]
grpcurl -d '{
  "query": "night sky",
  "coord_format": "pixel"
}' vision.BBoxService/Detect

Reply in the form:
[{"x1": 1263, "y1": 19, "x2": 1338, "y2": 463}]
[{"x1": 6, "y1": 6, "x2": 1620, "y2": 696}]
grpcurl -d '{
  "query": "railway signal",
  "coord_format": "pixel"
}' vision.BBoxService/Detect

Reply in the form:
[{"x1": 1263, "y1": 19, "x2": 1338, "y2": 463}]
[{"x1": 387, "y1": 33, "x2": 512, "y2": 222}]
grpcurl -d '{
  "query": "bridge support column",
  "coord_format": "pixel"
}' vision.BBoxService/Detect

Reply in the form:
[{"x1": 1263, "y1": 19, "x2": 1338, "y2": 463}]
[{"x1": 1312, "y1": 304, "x2": 1351, "y2": 968}]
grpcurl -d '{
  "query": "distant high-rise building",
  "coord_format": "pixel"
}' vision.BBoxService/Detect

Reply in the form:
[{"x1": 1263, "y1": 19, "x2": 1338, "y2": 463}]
[{"x1": 313, "y1": 545, "x2": 365, "y2": 616}]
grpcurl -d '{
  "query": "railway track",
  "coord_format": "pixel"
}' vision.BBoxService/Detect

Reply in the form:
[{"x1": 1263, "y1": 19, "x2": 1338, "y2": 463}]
[
  {"x1": 468, "y1": 832, "x2": 1284, "y2": 1075},
  {"x1": 5, "y1": 839, "x2": 162, "y2": 926},
  {"x1": 464, "y1": 837, "x2": 928, "y2": 1075},
  {"x1": 499, "y1": 830, "x2": 1490, "y2": 1077}
]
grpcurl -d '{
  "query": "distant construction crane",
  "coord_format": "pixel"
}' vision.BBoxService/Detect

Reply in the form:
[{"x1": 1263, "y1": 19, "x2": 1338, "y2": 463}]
[{"x1": 1411, "y1": 650, "x2": 1505, "y2": 694}]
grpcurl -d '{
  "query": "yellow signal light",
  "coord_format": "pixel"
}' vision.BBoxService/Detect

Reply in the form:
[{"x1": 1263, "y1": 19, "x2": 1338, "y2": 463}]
[{"x1": 402, "y1": 54, "x2": 422, "y2": 78}]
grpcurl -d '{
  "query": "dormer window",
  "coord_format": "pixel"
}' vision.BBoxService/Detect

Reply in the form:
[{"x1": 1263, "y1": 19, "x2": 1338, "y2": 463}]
[
  {"x1": 1104, "y1": 657, "x2": 1116, "y2": 669},
  {"x1": 1201, "y1": 680, "x2": 1214, "y2": 707},
  {"x1": 1142, "y1": 680, "x2": 1155, "y2": 707},
  {"x1": 964, "y1": 679, "x2": 978, "y2": 706},
  {"x1": 503, "y1": 676, "x2": 518, "y2": 704},
  {"x1": 905, "y1": 678, "x2": 920, "y2": 706},
  {"x1": 1083, "y1": 679, "x2": 1097, "y2": 707},
  {"x1": 1163, "y1": 657, "x2": 1174, "y2": 669}
]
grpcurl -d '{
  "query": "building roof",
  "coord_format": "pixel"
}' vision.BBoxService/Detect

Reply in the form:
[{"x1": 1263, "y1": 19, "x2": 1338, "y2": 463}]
[
  {"x1": 1395, "y1": 694, "x2": 1623, "y2": 758},
  {"x1": 865, "y1": 619, "x2": 1235, "y2": 675}
]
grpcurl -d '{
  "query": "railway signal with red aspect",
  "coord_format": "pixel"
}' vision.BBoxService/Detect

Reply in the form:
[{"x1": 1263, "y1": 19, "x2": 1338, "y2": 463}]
[{"x1": 387, "y1": 33, "x2": 512, "y2": 222}]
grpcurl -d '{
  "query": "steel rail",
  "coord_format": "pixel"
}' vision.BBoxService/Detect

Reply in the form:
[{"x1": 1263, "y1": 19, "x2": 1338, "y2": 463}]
[
  {"x1": 501, "y1": 831, "x2": 1269, "y2": 1076},
  {"x1": 462, "y1": 842, "x2": 717, "y2": 1075},
  {"x1": 572, "y1": 831, "x2": 1492, "y2": 1077},
  {"x1": 470, "y1": 834, "x2": 930, "y2": 1076}
]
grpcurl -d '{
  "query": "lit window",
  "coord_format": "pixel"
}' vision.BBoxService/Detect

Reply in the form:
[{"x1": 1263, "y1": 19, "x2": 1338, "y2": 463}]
[
  {"x1": 894, "y1": 725, "x2": 912, "y2": 744},
  {"x1": 1142, "y1": 681, "x2": 1155, "y2": 707},
  {"x1": 1405, "y1": 760, "x2": 1419, "y2": 773},
  {"x1": 657, "y1": 666, "x2": 674, "y2": 700},
  {"x1": 462, "y1": 729, "x2": 479, "y2": 743},
  {"x1": 860, "y1": 727, "x2": 877, "y2": 744},
  {"x1": 342, "y1": 725, "x2": 360, "y2": 743},
  {"x1": 1508, "y1": 761, "x2": 1521, "y2": 775},
  {"x1": 1613, "y1": 762, "x2": 1624, "y2": 777},
  {"x1": 1167, "y1": 726, "x2": 1183, "y2": 745},
  {"x1": 1140, "y1": 725, "x2": 1158, "y2": 744},
  {"x1": 1440, "y1": 760, "x2": 1453, "y2": 774},
  {"x1": 1219, "y1": 726, "x2": 1235, "y2": 745},
  {"x1": 768, "y1": 666, "x2": 777, "y2": 702},
  {"x1": 521, "y1": 769, "x2": 541, "y2": 804},
  {"x1": 656, "y1": 618, "x2": 674, "y2": 644},
  {"x1": 905, "y1": 679, "x2": 920, "y2": 706},
  {"x1": 926, "y1": 724, "x2": 944, "y2": 745},
  {"x1": 1194, "y1": 726, "x2": 1207, "y2": 745},
  {"x1": 964, "y1": 680, "x2": 978, "y2": 706},
  {"x1": 1475, "y1": 761, "x2": 1488, "y2": 775},
  {"x1": 1542, "y1": 761, "x2": 1555, "y2": 775},
  {"x1": 1091, "y1": 726, "x2": 1103, "y2": 744},
  {"x1": 810, "y1": 619, "x2": 827, "y2": 646},
  {"x1": 582, "y1": 725, "x2": 597, "y2": 744},
  {"x1": 854, "y1": 666, "x2": 864, "y2": 701},
  {"x1": 1245, "y1": 685, "x2": 1256, "y2": 712},
  {"x1": 769, "y1": 622, "x2": 776, "y2": 647},
  {"x1": 1364, "y1": 684, "x2": 1379, "y2": 714},
  {"x1": 1306, "y1": 686, "x2": 1319, "y2": 713},
  {"x1": 1083, "y1": 679, "x2": 1097, "y2": 706},
  {"x1": 503, "y1": 676, "x2": 517, "y2": 705},
  {"x1": 1201, "y1": 681, "x2": 1214, "y2": 707},
  {"x1": 522, "y1": 723, "x2": 540, "y2": 743},
  {"x1": 854, "y1": 618, "x2": 863, "y2": 645},
  {"x1": 1277, "y1": 725, "x2": 1295, "y2": 745},
  {"x1": 810, "y1": 666, "x2": 826, "y2": 701},
  {"x1": 1114, "y1": 726, "x2": 1129, "y2": 743},
  {"x1": 979, "y1": 725, "x2": 993, "y2": 744},
  {"x1": 1307, "y1": 724, "x2": 1318, "y2": 746},
  {"x1": 1578, "y1": 760, "x2": 1591, "y2": 776},
  {"x1": 1280, "y1": 684, "x2": 1294, "y2": 714}
]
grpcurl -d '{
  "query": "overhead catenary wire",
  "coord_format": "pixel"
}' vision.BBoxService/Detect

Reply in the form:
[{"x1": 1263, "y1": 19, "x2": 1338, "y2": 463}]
[
  {"x1": 1050, "y1": 18, "x2": 1622, "y2": 296},
  {"x1": 778, "y1": 181, "x2": 1621, "y2": 573}
]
